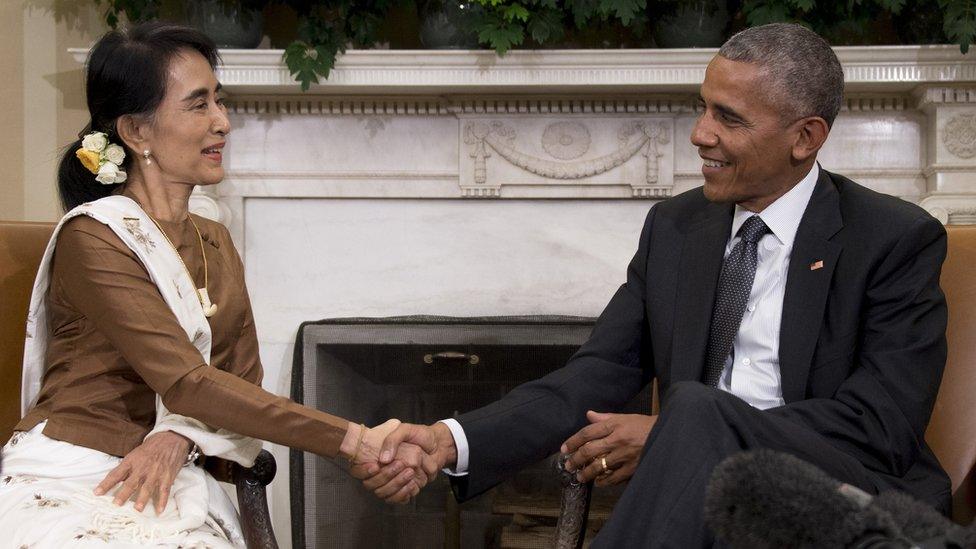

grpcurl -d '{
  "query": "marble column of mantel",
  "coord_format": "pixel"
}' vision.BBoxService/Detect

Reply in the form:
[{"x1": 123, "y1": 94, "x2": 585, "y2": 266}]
[{"x1": 70, "y1": 46, "x2": 976, "y2": 224}]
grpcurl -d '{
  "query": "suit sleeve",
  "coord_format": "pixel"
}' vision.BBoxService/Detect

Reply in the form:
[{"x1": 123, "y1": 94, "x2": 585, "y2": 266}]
[
  {"x1": 452, "y1": 207, "x2": 658, "y2": 500},
  {"x1": 769, "y1": 213, "x2": 948, "y2": 476}
]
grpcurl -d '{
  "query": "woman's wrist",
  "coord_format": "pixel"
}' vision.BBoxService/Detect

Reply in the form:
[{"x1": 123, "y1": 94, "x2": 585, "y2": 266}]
[
  {"x1": 339, "y1": 422, "x2": 364, "y2": 461},
  {"x1": 183, "y1": 442, "x2": 200, "y2": 466},
  {"x1": 172, "y1": 431, "x2": 193, "y2": 453},
  {"x1": 150, "y1": 430, "x2": 192, "y2": 455},
  {"x1": 162, "y1": 431, "x2": 198, "y2": 465}
]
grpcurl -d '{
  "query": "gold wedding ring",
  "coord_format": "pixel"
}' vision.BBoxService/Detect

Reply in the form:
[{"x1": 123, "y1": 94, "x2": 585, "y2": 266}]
[{"x1": 600, "y1": 456, "x2": 610, "y2": 474}]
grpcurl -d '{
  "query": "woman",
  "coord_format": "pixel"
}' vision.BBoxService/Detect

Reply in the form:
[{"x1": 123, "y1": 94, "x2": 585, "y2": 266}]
[{"x1": 0, "y1": 22, "x2": 433, "y2": 548}]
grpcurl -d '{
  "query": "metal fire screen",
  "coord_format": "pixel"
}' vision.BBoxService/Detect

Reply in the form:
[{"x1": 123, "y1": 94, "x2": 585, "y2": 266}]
[{"x1": 290, "y1": 316, "x2": 648, "y2": 548}]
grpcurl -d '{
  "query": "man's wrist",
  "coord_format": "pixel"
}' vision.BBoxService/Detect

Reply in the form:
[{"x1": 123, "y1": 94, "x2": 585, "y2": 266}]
[{"x1": 432, "y1": 422, "x2": 458, "y2": 469}]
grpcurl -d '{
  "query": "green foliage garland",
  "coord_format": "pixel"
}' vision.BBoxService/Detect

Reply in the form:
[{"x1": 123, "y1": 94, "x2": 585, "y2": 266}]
[{"x1": 93, "y1": 0, "x2": 974, "y2": 91}]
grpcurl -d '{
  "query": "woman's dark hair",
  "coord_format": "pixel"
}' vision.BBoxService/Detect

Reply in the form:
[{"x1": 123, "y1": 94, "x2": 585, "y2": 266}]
[{"x1": 57, "y1": 22, "x2": 219, "y2": 211}]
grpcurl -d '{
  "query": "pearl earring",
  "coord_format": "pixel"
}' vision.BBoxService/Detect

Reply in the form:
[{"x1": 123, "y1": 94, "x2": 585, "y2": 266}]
[{"x1": 143, "y1": 150, "x2": 152, "y2": 165}]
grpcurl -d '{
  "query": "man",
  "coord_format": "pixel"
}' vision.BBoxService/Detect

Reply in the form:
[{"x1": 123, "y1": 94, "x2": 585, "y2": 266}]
[{"x1": 358, "y1": 23, "x2": 951, "y2": 547}]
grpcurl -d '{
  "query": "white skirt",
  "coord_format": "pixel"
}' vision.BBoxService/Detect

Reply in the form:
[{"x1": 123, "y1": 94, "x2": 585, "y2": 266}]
[{"x1": 0, "y1": 423, "x2": 245, "y2": 548}]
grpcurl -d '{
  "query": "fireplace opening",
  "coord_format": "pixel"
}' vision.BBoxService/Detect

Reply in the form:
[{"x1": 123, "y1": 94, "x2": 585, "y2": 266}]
[{"x1": 291, "y1": 316, "x2": 651, "y2": 548}]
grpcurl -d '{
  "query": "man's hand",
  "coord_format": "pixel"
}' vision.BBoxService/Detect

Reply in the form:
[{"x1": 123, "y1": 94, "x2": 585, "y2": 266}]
[
  {"x1": 350, "y1": 422, "x2": 457, "y2": 504},
  {"x1": 94, "y1": 430, "x2": 191, "y2": 514},
  {"x1": 561, "y1": 411, "x2": 657, "y2": 486}
]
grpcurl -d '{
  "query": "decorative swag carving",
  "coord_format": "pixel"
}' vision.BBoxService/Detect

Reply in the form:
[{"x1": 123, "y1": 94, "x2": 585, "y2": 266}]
[{"x1": 461, "y1": 119, "x2": 673, "y2": 198}]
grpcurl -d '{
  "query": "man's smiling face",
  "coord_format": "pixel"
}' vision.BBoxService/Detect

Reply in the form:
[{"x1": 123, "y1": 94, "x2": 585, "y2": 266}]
[{"x1": 691, "y1": 55, "x2": 804, "y2": 212}]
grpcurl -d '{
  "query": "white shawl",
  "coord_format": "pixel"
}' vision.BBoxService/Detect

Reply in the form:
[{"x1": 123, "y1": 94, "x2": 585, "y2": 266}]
[{"x1": 20, "y1": 195, "x2": 261, "y2": 466}]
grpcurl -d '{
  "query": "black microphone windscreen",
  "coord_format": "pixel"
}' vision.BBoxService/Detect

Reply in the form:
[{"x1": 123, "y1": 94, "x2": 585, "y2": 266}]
[
  {"x1": 872, "y1": 491, "x2": 976, "y2": 547},
  {"x1": 704, "y1": 449, "x2": 903, "y2": 548}
]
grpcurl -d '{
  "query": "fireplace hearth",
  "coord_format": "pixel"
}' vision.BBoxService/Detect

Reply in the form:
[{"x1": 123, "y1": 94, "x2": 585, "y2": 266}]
[{"x1": 290, "y1": 316, "x2": 651, "y2": 549}]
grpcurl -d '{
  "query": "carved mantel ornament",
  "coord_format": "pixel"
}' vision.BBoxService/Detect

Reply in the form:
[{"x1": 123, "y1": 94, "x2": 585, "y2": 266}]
[
  {"x1": 462, "y1": 119, "x2": 672, "y2": 198},
  {"x1": 942, "y1": 113, "x2": 976, "y2": 159}
]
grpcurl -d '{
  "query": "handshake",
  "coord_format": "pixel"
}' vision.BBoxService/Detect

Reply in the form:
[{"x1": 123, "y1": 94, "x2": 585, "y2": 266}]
[
  {"x1": 339, "y1": 412, "x2": 659, "y2": 503},
  {"x1": 339, "y1": 420, "x2": 457, "y2": 503}
]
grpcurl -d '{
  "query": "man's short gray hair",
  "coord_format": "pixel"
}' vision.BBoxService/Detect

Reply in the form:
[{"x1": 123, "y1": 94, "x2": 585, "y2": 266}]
[{"x1": 718, "y1": 23, "x2": 844, "y2": 127}]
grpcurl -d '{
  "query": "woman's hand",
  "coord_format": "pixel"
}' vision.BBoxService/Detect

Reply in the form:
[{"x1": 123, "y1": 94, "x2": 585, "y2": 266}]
[
  {"x1": 343, "y1": 420, "x2": 440, "y2": 504},
  {"x1": 94, "y1": 430, "x2": 191, "y2": 514},
  {"x1": 352, "y1": 419, "x2": 402, "y2": 464},
  {"x1": 562, "y1": 411, "x2": 657, "y2": 486}
]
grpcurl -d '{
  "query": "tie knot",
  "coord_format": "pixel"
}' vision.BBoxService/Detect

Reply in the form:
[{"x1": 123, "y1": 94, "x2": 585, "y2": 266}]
[{"x1": 738, "y1": 215, "x2": 770, "y2": 243}]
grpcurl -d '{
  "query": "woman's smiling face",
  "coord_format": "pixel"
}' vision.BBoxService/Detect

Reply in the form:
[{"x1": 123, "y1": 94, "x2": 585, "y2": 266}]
[{"x1": 142, "y1": 49, "x2": 229, "y2": 188}]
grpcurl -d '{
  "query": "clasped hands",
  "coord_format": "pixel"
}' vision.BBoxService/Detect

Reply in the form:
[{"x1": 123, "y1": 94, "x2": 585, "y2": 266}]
[
  {"x1": 562, "y1": 411, "x2": 657, "y2": 486},
  {"x1": 93, "y1": 411, "x2": 659, "y2": 512},
  {"x1": 344, "y1": 420, "x2": 457, "y2": 503},
  {"x1": 349, "y1": 411, "x2": 658, "y2": 503}
]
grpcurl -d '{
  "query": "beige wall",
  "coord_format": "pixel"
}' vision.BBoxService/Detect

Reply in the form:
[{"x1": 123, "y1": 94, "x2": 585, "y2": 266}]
[
  {"x1": 0, "y1": 2, "x2": 25, "y2": 220},
  {"x1": 1, "y1": 2, "x2": 108, "y2": 222}
]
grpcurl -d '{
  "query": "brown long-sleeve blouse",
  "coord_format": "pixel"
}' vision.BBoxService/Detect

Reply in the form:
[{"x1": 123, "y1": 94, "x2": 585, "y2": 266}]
[{"x1": 16, "y1": 211, "x2": 347, "y2": 458}]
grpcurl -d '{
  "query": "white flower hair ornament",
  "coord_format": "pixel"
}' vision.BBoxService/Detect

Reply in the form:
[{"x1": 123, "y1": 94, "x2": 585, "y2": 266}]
[{"x1": 75, "y1": 131, "x2": 127, "y2": 185}]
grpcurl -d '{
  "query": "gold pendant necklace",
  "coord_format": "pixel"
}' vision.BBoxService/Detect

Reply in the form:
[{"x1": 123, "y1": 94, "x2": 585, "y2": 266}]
[{"x1": 145, "y1": 212, "x2": 218, "y2": 318}]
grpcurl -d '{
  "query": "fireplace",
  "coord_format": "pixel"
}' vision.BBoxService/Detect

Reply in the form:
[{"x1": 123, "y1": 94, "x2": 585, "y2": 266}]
[{"x1": 290, "y1": 316, "x2": 651, "y2": 548}]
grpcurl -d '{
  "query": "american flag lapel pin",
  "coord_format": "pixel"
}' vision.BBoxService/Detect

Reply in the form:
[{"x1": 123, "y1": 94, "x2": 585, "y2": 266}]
[{"x1": 810, "y1": 260, "x2": 824, "y2": 271}]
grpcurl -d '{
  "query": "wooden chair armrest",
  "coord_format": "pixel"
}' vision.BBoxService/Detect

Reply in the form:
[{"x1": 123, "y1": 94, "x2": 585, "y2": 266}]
[
  {"x1": 232, "y1": 449, "x2": 278, "y2": 549},
  {"x1": 553, "y1": 453, "x2": 593, "y2": 549},
  {"x1": 203, "y1": 456, "x2": 235, "y2": 483}
]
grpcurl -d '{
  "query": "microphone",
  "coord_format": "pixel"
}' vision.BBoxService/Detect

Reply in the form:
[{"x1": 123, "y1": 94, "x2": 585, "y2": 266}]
[{"x1": 704, "y1": 449, "x2": 974, "y2": 548}]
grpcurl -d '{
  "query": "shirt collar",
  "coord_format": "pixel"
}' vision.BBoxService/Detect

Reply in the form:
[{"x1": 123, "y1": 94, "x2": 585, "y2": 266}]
[{"x1": 730, "y1": 163, "x2": 819, "y2": 248}]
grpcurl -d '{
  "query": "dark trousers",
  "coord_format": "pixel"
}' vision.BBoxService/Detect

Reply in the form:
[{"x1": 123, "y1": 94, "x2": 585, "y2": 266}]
[{"x1": 591, "y1": 382, "x2": 888, "y2": 549}]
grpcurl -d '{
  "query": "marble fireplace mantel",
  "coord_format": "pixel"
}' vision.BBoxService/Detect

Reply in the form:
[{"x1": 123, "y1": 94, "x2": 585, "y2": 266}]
[
  {"x1": 70, "y1": 46, "x2": 976, "y2": 228},
  {"x1": 69, "y1": 46, "x2": 976, "y2": 94}
]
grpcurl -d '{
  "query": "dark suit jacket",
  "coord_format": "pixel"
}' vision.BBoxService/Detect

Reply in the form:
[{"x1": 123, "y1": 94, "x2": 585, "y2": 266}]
[{"x1": 452, "y1": 169, "x2": 951, "y2": 509}]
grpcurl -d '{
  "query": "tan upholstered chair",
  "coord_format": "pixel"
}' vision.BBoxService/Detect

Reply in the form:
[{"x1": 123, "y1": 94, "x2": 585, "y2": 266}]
[
  {"x1": 0, "y1": 221, "x2": 53, "y2": 443},
  {"x1": 926, "y1": 224, "x2": 976, "y2": 525},
  {"x1": 554, "y1": 224, "x2": 976, "y2": 548},
  {"x1": 0, "y1": 220, "x2": 279, "y2": 549}
]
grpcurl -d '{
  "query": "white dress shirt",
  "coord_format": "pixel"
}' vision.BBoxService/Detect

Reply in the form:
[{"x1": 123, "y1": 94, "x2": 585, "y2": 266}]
[
  {"x1": 715, "y1": 163, "x2": 819, "y2": 409},
  {"x1": 442, "y1": 164, "x2": 821, "y2": 475}
]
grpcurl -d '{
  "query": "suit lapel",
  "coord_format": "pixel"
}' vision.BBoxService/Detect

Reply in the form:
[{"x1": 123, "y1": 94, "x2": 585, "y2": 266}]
[
  {"x1": 779, "y1": 170, "x2": 844, "y2": 403},
  {"x1": 669, "y1": 201, "x2": 733, "y2": 385}
]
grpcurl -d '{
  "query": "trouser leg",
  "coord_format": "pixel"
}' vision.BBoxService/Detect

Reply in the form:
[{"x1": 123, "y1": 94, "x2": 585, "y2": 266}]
[{"x1": 591, "y1": 381, "x2": 883, "y2": 549}]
